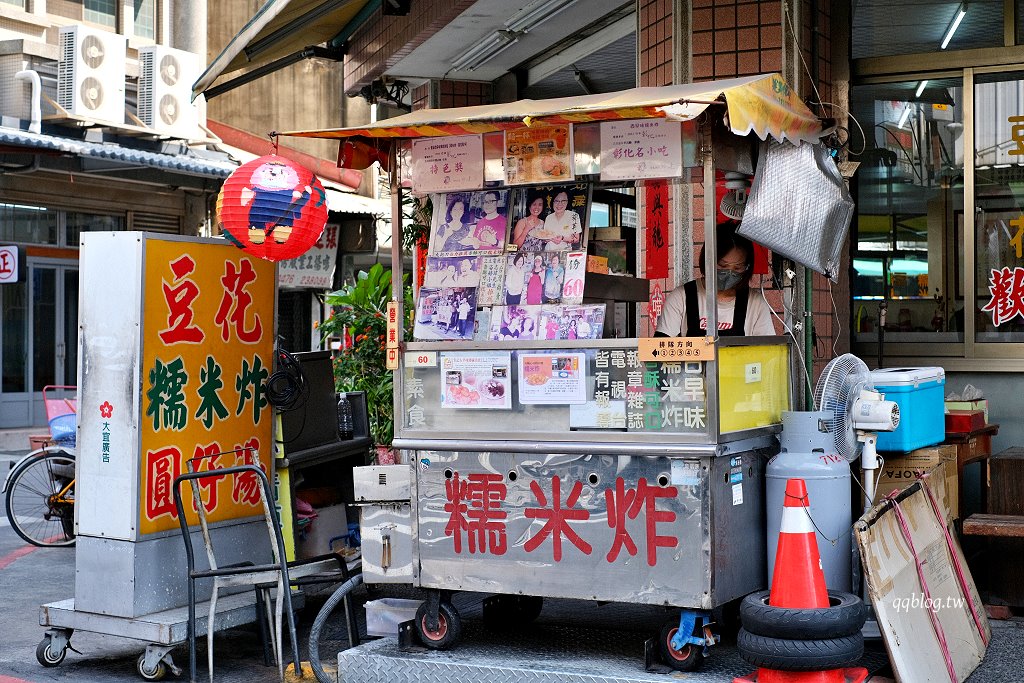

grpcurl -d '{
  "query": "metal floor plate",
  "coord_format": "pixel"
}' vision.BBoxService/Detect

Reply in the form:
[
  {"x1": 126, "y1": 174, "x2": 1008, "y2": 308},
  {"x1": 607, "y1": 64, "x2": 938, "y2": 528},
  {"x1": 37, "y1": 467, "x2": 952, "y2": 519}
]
[{"x1": 337, "y1": 594, "x2": 890, "y2": 683}]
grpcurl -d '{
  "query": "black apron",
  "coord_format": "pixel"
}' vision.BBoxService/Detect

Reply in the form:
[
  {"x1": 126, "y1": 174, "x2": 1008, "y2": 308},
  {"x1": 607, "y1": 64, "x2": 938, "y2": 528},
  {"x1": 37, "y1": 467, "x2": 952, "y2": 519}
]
[{"x1": 683, "y1": 280, "x2": 748, "y2": 337}]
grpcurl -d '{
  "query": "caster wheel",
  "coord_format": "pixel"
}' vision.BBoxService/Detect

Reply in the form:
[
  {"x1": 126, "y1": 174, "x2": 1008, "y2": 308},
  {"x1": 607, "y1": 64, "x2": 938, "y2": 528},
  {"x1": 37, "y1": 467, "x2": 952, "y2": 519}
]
[
  {"x1": 659, "y1": 621, "x2": 704, "y2": 672},
  {"x1": 415, "y1": 601, "x2": 462, "y2": 650},
  {"x1": 36, "y1": 639, "x2": 66, "y2": 667},
  {"x1": 136, "y1": 653, "x2": 168, "y2": 681}
]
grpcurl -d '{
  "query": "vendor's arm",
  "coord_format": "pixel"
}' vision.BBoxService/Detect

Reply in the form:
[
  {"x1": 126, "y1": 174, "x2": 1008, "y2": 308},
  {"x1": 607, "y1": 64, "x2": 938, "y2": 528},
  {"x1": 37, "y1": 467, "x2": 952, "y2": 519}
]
[
  {"x1": 654, "y1": 287, "x2": 686, "y2": 337},
  {"x1": 746, "y1": 290, "x2": 779, "y2": 335}
]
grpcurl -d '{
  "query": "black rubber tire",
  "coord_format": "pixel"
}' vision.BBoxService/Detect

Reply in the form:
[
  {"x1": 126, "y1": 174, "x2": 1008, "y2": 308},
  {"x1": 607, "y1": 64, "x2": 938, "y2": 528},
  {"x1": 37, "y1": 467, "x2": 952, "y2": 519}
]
[
  {"x1": 36, "y1": 639, "x2": 65, "y2": 667},
  {"x1": 739, "y1": 590, "x2": 867, "y2": 640},
  {"x1": 658, "y1": 621, "x2": 704, "y2": 672},
  {"x1": 415, "y1": 601, "x2": 462, "y2": 650},
  {"x1": 737, "y1": 628, "x2": 863, "y2": 671}
]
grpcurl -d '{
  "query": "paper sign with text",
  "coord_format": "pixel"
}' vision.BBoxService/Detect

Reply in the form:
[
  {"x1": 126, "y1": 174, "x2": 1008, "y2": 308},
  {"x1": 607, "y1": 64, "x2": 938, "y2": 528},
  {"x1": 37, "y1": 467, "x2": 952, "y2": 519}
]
[
  {"x1": 638, "y1": 336, "x2": 715, "y2": 362},
  {"x1": 600, "y1": 120, "x2": 682, "y2": 181},
  {"x1": 412, "y1": 135, "x2": 485, "y2": 193}
]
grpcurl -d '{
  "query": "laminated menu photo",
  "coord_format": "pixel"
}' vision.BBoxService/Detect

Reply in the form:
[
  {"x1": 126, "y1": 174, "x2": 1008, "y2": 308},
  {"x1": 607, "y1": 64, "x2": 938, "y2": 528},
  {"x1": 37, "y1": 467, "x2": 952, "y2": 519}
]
[
  {"x1": 439, "y1": 351, "x2": 512, "y2": 410},
  {"x1": 517, "y1": 352, "x2": 587, "y2": 405}
]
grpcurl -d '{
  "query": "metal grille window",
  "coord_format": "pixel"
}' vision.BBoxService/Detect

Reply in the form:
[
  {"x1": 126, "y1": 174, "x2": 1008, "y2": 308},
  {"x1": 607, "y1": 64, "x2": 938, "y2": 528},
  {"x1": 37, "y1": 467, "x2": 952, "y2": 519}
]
[
  {"x1": 134, "y1": 0, "x2": 156, "y2": 39},
  {"x1": 131, "y1": 212, "x2": 180, "y2": 233},
  {"x1": 84, "y1": 0, "x2": 117, "y2": 27}
]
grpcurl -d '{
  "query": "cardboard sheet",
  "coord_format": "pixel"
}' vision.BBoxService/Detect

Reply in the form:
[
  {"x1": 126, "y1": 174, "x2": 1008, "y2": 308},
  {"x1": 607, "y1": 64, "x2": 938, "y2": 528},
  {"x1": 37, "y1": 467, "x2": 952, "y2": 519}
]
[{"x1": 855, "y1": 480, "x2": 990, "y2": 682}]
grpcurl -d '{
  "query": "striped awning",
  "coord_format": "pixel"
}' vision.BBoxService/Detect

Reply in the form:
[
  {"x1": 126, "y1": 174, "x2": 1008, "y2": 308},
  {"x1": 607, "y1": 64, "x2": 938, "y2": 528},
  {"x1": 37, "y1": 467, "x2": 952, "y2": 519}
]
[{"x1": 279, "y1": 73, "x2": 822, "y2": 146}]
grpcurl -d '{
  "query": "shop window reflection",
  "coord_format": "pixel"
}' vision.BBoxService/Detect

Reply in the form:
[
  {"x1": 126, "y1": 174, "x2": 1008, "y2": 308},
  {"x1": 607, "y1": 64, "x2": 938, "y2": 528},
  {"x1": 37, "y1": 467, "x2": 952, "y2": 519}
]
[
  {"x1": 974, "y1": 72, "x2": 1024, "y2": 342},
  {"x1": 851, "y1": 79, "x2": 965, "y2": 346}
]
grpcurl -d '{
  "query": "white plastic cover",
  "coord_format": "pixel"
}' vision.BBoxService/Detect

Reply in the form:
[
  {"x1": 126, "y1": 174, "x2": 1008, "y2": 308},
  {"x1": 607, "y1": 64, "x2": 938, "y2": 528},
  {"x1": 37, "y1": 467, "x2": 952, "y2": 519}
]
[{"x1": 738, "y1": 141, "x2": 854, "y2": 281}]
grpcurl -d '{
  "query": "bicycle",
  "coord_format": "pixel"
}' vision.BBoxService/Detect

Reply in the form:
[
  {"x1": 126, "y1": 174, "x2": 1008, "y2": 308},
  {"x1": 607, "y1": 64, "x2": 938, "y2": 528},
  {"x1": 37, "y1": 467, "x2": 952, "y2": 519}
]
[{"x1": 2, "y1": 385, "x2": 77, "y2": 548}]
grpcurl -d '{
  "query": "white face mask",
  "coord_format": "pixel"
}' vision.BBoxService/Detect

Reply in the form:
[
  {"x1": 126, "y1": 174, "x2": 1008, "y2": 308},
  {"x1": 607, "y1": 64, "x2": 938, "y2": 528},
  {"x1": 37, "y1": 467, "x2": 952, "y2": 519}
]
[{"x1": 716, "y1": 269, "x2": 746, "y2": 291}]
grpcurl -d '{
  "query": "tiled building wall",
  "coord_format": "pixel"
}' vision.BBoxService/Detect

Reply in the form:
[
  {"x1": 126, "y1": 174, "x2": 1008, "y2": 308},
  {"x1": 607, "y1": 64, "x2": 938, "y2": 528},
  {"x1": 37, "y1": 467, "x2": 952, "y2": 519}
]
[{"x1": 638, "y1": 0, "x2": 842, "y2": 379}]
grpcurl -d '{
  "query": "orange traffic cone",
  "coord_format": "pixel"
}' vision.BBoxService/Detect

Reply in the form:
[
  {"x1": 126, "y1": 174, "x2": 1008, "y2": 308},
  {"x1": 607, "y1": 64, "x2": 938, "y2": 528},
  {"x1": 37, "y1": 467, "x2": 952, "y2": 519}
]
[{"x1": 734, "y1": 479, "x2": 868, "y2": 683}]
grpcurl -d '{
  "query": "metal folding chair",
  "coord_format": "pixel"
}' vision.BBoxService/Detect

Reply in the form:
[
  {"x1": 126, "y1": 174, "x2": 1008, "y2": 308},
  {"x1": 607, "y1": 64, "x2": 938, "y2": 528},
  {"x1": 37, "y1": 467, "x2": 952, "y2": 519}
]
[{"x1": 173, "y1": 449, "x2": 301, "y2": 683}]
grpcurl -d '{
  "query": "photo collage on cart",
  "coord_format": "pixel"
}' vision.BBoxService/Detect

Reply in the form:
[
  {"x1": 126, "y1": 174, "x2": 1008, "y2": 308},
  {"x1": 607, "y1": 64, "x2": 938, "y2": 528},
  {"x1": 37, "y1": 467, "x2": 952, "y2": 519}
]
[{"x1": 413, "y1": 184, "x2": 607, "y2": 342}]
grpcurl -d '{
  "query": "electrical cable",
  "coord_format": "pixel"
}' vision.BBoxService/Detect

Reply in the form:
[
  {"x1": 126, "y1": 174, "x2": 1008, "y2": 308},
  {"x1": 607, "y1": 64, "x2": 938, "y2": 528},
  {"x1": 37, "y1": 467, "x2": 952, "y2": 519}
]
[
  {"x1": 828, "y1": 279, "x2": 842, "y2": 358},
  {"x1": 760, "y1": 281, "x2": 815, "y2": 403},
  {"x1": 266, "y1": 348, "x2": 309, "y2": 411},
  {"x1": 782, "y1": 1, "x2": 823, "y2": 110},
  {"x1": 265, "y1": 347, "x2": 311, "y2": 444},
  {"x1": 810, "y1": 101, "x2": 867, "y2": 156}
]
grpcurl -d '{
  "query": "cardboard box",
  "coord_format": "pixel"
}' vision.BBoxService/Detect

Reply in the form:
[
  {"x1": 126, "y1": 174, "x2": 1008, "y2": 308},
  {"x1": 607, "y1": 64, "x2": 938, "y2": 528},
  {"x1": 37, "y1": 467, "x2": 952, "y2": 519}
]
[
  {"x1": 876, "y1": 444, "x2": 958, "y2": 520},
  {"x1": 586, "y1": 255, "x2": 609, "y2": 273},
  {"x1": 856, "y1": 483, "x2": 990, "y2": 683},
  {"x1": 296, "y1": 503, "x2": 348, "y2": 559},
  {"x1": 945, "y1": 399, "x2": 989, "y2": 424}
]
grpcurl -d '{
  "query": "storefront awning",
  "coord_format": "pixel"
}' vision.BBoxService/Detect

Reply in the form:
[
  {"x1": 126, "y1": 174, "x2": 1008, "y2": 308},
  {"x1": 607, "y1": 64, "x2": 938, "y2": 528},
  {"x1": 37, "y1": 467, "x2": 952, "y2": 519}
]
[
  {"x1": 193, "y1": 0, "x2": 374, "y2": 100},
  {"x1": 0, "y1": 127, "x2": 238, "y2": 178},
  {"x1": 278, "y1": 73, "x2": 823, "y2": 146}
]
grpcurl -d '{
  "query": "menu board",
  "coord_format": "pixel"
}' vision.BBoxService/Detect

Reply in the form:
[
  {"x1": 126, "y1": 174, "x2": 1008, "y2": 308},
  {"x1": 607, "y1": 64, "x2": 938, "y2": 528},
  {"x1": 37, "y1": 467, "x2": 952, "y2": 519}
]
[{"x1": 504, "y1": 125, "x2": 574, "y2": 185}]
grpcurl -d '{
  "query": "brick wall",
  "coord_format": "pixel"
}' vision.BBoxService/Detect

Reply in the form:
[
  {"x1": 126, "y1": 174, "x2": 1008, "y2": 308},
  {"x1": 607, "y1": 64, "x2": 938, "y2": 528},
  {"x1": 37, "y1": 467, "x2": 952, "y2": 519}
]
[{"x1": 637, "y1": 0, "x2": 842, "y2": 379}]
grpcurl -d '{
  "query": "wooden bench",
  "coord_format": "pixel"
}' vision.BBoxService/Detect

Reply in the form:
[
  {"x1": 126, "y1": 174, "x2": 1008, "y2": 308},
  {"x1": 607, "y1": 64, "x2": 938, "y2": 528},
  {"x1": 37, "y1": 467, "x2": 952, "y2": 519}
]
[{"x1": 962, "y1": 513, "x2": 1024, "y2": 537}]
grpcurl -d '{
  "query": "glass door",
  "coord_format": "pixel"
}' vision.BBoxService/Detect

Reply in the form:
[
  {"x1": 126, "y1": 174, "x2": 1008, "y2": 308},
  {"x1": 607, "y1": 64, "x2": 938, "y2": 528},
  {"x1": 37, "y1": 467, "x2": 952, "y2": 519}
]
[{"x1": 0, "y1": 259, "x2": 78, "y2": 427}]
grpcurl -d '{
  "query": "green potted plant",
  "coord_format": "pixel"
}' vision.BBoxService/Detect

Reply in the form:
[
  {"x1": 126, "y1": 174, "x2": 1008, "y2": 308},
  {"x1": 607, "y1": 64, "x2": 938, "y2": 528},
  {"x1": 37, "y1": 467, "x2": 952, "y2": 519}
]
[{"x1": 320, "y1": 263, "x2": 412, "y2": 463}]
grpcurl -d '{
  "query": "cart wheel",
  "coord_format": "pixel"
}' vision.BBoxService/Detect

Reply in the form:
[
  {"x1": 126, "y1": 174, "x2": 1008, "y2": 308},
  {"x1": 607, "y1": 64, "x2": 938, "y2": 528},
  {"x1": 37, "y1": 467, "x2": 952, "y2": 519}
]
[
  {"x1": 36, "y1": 639, "x2": 66, "y2": 667},
  {"x1": 515, "y1": 595, "x2": 544, "y2": 623},
  {"x1": 659, "y1": 621, "x2": 704, "y2": 672},
  {"x1": 415, "y1": 601, "x2": 462, "y2": 650},
  {"x1": 136, "y1": 653, "x2": 168, "y2": 681}
]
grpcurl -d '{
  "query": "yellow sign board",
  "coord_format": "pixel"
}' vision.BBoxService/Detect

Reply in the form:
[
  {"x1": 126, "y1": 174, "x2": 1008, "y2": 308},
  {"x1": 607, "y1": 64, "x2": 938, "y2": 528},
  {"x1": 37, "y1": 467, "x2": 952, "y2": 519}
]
[
  {"x1": 637, "y1": 336, "x2": 715, "y2": 362},
  {"x1": 139, "y1": 240, "x2": 275, "y2": 535}
]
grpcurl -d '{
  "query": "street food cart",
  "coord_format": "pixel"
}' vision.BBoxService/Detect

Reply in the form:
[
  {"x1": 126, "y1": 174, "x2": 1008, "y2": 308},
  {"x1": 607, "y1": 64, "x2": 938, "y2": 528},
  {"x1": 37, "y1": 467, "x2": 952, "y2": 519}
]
[{"x1": 281, "y1": 73, "x2": 822, "y2": 670}]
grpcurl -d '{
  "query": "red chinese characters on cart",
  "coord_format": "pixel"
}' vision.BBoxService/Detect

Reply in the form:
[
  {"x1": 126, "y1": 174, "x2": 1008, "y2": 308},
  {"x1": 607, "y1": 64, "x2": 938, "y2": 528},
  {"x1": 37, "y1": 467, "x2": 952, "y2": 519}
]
[{"x1": 442, "y1": 471, "x2": 680, "y2": 566}]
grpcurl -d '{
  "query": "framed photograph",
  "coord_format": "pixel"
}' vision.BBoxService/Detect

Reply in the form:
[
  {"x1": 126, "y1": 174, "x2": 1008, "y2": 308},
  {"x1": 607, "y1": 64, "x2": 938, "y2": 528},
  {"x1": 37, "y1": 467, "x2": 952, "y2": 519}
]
[
  {"x1": 413, "y1": 287, "x2": 478, "y2": 340},
  {"x1": 428, "y1": 190, "x2": 510, "y2": 256},
  {"x1": 424, "y1": 255, "x2": 482, "y2": 288},
  {"x1": 508, "y1": 184, "x2": 591, "y2": 252}
]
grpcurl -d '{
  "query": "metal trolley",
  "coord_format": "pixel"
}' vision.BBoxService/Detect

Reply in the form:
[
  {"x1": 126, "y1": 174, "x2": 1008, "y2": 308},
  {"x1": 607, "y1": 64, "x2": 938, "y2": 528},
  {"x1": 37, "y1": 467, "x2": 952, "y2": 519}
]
[{"x1": 290, "y1": 73, "x2": 819, "y2": 671}]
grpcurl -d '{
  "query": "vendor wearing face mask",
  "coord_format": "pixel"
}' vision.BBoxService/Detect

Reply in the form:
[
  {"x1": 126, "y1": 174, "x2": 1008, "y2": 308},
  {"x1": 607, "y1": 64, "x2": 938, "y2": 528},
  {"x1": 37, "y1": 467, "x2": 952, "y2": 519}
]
[{"x1": 655, "y1": 222, "x2": 776, "y2": 337}]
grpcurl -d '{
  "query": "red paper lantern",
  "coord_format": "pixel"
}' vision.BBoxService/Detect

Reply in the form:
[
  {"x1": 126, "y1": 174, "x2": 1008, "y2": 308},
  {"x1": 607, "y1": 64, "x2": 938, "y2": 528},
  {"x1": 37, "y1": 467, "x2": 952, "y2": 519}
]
[{"x1": 217, "y1": 155, "x2": 329, "y2": 262}]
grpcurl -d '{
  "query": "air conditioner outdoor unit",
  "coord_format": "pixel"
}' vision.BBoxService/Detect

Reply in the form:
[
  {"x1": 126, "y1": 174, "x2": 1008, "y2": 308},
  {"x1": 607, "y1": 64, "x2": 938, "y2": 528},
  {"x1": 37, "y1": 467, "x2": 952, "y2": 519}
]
[
  {"x1": 138, "y1": 45, "x2": 201, "y2": 139},
  {"x1": 57, "y1": 25, "x2": 126, "y2": 125}
]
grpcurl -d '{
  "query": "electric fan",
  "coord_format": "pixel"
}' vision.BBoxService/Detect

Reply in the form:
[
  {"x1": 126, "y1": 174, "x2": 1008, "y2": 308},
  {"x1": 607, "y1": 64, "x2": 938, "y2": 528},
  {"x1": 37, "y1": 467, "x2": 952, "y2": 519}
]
[
  {"x1": 719, "y1": 171, "x2": 750, "y2": 220},
  {"x1": 766, "y1": 353, "x2": 900, "y2": 592},
  {"x1": 813, "y1": 353, "x2": 901, "y2": 512}
]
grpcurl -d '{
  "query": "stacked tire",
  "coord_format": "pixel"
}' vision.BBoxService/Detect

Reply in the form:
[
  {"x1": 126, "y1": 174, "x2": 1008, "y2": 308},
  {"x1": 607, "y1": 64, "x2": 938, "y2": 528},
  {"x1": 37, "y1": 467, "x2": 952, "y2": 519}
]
[{"x1": 736, "y1": 590, "x2": 868, "y2": 672}]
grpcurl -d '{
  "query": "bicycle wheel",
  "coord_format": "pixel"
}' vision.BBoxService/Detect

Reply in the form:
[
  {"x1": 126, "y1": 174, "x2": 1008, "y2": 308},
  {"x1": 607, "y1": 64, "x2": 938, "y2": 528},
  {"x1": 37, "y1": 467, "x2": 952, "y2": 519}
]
[{"x1": 5, "y1": 451, "x2": 76, "y2": 547}]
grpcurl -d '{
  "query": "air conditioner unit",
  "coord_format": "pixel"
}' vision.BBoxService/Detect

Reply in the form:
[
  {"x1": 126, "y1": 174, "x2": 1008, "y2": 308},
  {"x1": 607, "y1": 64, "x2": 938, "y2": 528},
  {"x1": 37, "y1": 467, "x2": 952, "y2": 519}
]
[
  {"x1": 57, "y1": 25, "x2": 126, "y2": 125},
  {"x1": 138, "y1": 45, "x2": 201, "y2": 139}
]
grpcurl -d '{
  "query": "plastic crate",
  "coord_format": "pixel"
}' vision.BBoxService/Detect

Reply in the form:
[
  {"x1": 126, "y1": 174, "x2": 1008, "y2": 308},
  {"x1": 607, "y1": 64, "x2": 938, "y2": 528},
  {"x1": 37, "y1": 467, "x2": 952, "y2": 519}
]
[{"x1": 364, "y1": 598, "x2": 422, "y2": 637}]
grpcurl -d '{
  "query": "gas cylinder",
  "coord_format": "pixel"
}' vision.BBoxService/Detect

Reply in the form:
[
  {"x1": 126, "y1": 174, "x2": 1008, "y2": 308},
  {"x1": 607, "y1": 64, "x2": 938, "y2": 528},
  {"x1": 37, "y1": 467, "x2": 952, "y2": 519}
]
[{"x1": 766, "y1": 410, "x2": 853, "y2": 592}]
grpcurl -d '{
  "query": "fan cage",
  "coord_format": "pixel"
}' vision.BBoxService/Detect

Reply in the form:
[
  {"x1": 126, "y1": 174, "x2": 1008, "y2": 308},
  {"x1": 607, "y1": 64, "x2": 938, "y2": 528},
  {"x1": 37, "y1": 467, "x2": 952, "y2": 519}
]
[{"x1": 813, "y1": 354, "x2": 873, "y2": 462}]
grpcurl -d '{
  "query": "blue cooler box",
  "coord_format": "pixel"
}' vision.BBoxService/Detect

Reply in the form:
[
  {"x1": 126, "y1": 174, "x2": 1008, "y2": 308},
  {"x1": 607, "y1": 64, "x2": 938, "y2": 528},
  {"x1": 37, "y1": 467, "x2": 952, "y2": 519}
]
[{"x1": 869, "y1": 367, "x2": 946, "y2": 453}]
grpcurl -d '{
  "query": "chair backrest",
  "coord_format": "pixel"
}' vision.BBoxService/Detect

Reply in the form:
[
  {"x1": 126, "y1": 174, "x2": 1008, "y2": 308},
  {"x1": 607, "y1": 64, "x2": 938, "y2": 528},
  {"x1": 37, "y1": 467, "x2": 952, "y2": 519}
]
[{"x1": 177, "y1": 448, "x2": 283, "y2": 575}]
